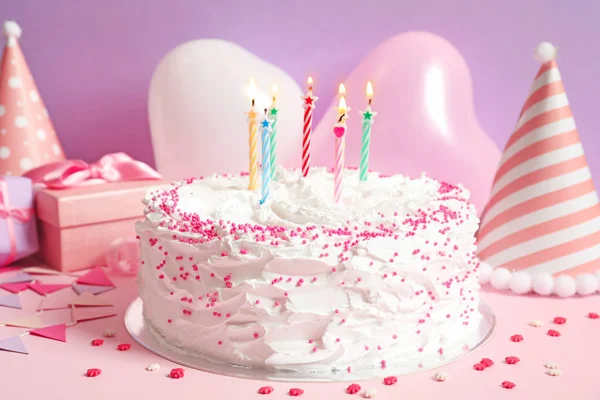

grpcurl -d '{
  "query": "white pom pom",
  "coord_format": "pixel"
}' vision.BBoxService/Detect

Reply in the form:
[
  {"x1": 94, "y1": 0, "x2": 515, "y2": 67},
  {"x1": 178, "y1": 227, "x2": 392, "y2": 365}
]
[
  {"x1": 575, "y1": 274, "x2": 598, "y2": 296},
  {"x1": 490, "y1": 268, "x2": 512, "y2": 290},
  {"x1": 554, "y1": 275, "x2": 576, "y2": 298},
  {"x1": 3, "y1": 21, "x2": 22, "y2": 39},
  {"x1": 533, "y1": 42, "x2": 557, "y2": 63},
  {"x1": 532, "y1": 274, "x2": 554, "y2": 296},
  {"x1": 478, "y1": 262, "x2": 493, "y2": 285},
  {"x1": 509, "y1": 272, "x2": 532, "y2": 294}
]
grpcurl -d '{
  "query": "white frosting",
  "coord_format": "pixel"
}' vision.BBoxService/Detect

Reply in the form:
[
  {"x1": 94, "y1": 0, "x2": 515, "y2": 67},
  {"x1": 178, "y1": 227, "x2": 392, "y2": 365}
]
[{"x1": 137, "y1": 167, "x2": 481, "y2": 372}]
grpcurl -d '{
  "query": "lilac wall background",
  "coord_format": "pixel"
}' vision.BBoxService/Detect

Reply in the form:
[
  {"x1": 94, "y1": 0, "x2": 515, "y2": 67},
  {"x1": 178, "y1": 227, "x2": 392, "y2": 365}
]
[{"x1": 4, "y1": 0, "x2": 599, "y2": 184}]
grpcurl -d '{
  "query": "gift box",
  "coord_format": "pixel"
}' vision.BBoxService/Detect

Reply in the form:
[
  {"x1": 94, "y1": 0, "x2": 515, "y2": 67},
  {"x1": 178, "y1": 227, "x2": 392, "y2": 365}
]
[
  {"x1": 0, "y1": 176, "x2": 39, "y2": 266},
  {"x1": 35, "y1": 180, "x2": 166, "y2": 271}
]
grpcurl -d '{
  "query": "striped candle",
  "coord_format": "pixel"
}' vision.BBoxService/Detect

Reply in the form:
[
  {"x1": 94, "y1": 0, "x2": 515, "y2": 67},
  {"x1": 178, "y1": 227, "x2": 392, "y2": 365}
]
[
  {"x1": 333, "y1": 119, "x2": 346, "y2": 203},
  {"x1": 246, "y1": 79, "x2": 258, "y2": 190},
  {"x1": 302, "y1": 77, "x2": 318, "y2": 177},
  {"x1": 359, "y1": 82, "x2": 376, "y2": 182},
  {"x1": 259, "y1": 111, "x2": 272, "y2": 205},
  {"x1": 269, "y1": 85, "x2": 279, "y2": 181}
]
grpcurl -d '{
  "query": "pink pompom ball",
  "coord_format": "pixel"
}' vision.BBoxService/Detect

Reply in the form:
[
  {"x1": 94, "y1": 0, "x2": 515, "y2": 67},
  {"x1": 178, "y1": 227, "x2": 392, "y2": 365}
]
[
  {"x1": 554, "y1": 275, "x2": 576, "y2": 298},
  {"x1": 509, "y1": 272, "x2": 532, "y2": 294},
  {"x1": 490, "y1": 268, "x2": 511, "y2": 290},
  {"x1": 575, "y1": 274, "x2": 598, "y2": 296},
  {"x1": 478, "y1": 262, "x2": 493, "y2": 285},
  {"x1": 532, "y1": 274, "x2": 554, "y2": 296}
]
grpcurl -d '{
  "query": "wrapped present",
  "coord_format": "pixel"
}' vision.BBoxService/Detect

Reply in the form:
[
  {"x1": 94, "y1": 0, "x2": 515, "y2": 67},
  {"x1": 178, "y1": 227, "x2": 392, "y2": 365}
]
[
  {"x1": 24, "y1": 153, "x2": 164, "y2": 271},
  {"x1": 0, "y1": 176, "x2": 38, "y2": 266}
]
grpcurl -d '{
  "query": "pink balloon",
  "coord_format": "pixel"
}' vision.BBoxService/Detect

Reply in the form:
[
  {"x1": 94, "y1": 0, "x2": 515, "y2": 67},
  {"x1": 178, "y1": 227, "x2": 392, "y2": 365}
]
[{"x1": 311, "y1": 32, "x2": 501, "y2": 213}]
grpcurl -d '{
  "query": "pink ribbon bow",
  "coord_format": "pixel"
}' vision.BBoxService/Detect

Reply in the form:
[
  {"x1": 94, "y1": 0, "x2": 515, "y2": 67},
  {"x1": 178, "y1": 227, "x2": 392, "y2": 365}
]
[
  {"x1": 0, "y1": 178, "x2": 34, "y2": 266},
  {"x1": 23, "y1": 152, "x2": 161, "y2": 189}
]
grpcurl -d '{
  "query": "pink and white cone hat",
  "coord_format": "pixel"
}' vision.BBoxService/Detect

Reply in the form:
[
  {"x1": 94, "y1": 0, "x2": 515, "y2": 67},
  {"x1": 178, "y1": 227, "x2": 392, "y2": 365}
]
[
  {"x1": 477, "y1": 42, "x2": 600, "y2": 297},
  {"x1": 0, "y1": 21, "x2": 65, "y2": 176}
]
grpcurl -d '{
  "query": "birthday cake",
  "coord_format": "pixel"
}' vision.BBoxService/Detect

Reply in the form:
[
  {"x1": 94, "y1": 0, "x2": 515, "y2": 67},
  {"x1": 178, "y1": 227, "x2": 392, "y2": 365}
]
[{"x1": 136, "y1": 167, "x2": 482, "y2": 372}]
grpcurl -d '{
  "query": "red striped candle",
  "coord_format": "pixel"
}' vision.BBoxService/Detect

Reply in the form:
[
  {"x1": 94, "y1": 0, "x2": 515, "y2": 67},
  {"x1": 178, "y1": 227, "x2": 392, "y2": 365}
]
[{"x1": 302, "y1": 77, "x2": 318, "y2": 177}]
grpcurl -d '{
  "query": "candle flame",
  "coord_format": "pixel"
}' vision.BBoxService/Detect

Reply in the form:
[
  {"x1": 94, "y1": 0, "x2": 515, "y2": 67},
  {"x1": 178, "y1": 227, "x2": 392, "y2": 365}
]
[
  {"x1": 366, "y1": 81, "x2": 373, "y2": 100},
  {"x1": 338, "y1": 83, "x2": 346, "y2": 97},
  {"x1": 307, "y1": 76, "x2": 313, "y2": 87},
  {"x1": 272, "y1": 84, "x2": 278, "y2": 94},
  {"x1": 248, "y1": 79, "x2": 257, "y2": 100},
  {"x1": 338, "y1": 96, "x2": 347, "y2": 115}
]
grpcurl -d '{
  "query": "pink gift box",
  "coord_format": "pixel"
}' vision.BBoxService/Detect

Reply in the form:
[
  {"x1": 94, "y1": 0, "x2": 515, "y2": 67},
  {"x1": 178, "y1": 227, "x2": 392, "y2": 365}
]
[
  {"x1": 34, "y1": 180, "x2": 166, "y2": 272},
  {"x1": 0, "y1": 176, "x2": 39, "y2": 266}
]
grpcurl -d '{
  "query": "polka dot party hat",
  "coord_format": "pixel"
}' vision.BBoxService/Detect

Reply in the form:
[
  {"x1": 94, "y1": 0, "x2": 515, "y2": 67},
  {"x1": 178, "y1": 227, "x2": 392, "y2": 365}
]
[
  {"x1": 477, "y1": 42, "x2": 600, "y2": 297},
  {"x1": 0, "y1": 20, "x2": 65, "y2": 176}
]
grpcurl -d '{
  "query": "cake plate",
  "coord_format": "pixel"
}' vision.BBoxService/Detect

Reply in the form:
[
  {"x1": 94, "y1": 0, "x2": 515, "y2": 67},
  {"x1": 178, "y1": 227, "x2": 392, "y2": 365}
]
[{"x1": 125, "y1": 298, "x2": 495, "y2": 382}]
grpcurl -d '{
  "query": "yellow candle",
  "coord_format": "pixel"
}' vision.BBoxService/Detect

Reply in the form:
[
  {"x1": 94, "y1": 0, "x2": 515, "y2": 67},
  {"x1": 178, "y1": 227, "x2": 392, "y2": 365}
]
[{"x1": 246, "y1": 79, "x2": 259, "y2": 190}]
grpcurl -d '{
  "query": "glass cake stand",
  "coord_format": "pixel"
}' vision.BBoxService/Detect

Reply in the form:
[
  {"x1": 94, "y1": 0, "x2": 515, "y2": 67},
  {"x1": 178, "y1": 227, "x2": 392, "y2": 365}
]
[{"x1": 125, "y1": 297, "x2": 495, "y2": 382}]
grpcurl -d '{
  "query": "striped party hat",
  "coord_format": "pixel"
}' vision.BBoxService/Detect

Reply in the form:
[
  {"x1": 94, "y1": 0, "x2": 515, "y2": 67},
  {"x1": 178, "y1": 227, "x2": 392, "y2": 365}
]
[{"x1": 477, "y1": 42, "x2": 600, "y2": 297}]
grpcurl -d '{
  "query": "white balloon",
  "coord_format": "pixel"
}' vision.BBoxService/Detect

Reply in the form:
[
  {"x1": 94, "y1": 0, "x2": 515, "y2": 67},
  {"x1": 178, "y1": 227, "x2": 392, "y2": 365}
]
[{"x1": 149, "y1": 39, "x2": 304, "y2": 181}]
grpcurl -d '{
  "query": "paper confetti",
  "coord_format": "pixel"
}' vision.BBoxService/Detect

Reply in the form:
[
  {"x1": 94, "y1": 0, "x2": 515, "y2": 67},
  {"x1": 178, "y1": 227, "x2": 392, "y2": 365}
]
[
  {"x1": 28, "y1": 283, "x2": 71, "y2": 295},
  {"x1": 0, "y1": 282, "x2": 30, "y2": 293},
  {"x1": 22, "y1": 267, "x2": 60, "y2": 275},
  {"x1": 0, "y1": 293, "x2": 21, "y2": 309},
  {"x1": 76, "y1": 267, "x2": 114, "y2": 287},
  {"x1": 0, "y1": 272, "x2": 33, "y2": 284},
  {"x1": 72, "y1": 283, "x2": 115, "y2": 296},
  {"x1": 72, "y1": 292, "x2": 113, "y2": 307},
  {"x1": 5, "y1": 314, "x2": 44, "y2": 328},
  {"x1": 29, "y1": 324, "x2": 67, "y2": 342},
  {"x1": 0, "y1": 336, "x2": 28, "y2": 354}
]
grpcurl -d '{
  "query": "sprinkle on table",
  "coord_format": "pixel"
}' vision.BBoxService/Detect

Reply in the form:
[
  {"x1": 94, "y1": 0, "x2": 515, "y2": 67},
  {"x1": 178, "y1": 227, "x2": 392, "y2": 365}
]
[
  {"x1": 547, "y1": 329, "x2": 561, "y2": 337},
  {"x1": 434, "y1": 371, "x2": 448, "y2": 381},
  {"x1": 588, "y1": 312, "x2": 599, "y2": 319},
  {"x1": 480, "y1": 358, "x2": 494, "y2": 367},
  {"x1": 117, "y1": 343, "x2": 131, "y2": 351},
  {"x1": 382, "y1": 376, "x2": 397, "y2": 385},
  {"x1": 102, "y1": 329, "x2": 116, "y2": 337},
  {"x1": 505, "y1": 356, "x2": 520, "y2": 365},
  {"x1": 529, "y1": 320, "x2": 543, "y2": 327},
  {"x1": 510, "y1": 334, "x2": 523, "y2": 342},
  {"x1": 473, "y1": 363, "x2": 486, "y2": 371},
  {"x1": 553, "y1": 316, "x2": 566, "y2": 324},
  {"x1": 288, "y1": 388, "x2": 304, "y2": 396},
  {"x1": 86, "y1": 368, "x2": 102, "y2": 377},
  {"x1": 501, "y1": 381, "x2": 516, "y2": 389},
  {"x1": 169, "y1": 368, "x2": 185, "y2": 379},
  {"x1": 346, "y1": 383, "x2": 361, "y2": 394},
  {"x1": 545, "y1": 362, "x2": 559, "y2": 369},
  {"x1": 146, "y1": 363, "x2": 160, "y2": 371},
  {"x1": 91, "y1": 339, "x2": 104, "y2": 346},
  {"x1": 257, "y1": 386, "x2": 274, "y2": 395},
  {"x1": 547, "y1": 369, "x2": 562, "y2": 377},
  {"x1": 363, "y1": 388, "x2": 377, "y2": 398}
]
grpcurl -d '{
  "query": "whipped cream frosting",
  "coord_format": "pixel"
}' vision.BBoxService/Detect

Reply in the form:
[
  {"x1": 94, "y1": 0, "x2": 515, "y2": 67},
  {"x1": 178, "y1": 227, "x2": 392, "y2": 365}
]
[{"x1": 137, "y1": 167, "x2": 482, "y2": 372}]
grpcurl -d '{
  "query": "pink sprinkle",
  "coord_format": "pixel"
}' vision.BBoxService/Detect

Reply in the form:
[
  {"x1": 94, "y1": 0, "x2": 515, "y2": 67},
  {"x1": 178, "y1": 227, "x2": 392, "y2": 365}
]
[
  {"x1": 257, "y1": 386, "x2": 274, "y2": 395},
  {"x1": 312, "y1": 347, "x2": 317, "y2": 352},
  {"x1": 253, "y1": 333, "x2": 259, "y2": 338}
]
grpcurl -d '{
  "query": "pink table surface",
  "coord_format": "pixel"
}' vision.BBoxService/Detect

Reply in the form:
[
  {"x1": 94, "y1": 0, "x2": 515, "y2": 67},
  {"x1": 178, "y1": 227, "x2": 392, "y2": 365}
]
[{"x1": 1, "y1": 274, "x2": 599, "y2": 400}]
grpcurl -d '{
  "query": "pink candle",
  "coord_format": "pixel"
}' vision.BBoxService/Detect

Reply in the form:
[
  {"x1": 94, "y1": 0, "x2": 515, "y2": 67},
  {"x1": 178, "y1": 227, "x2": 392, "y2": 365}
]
[
  {"x1": 302, "y1": 77, "x2": 318, "y2": 177},
  {"x1": 333, "y1": 96, "x2": 347, "y2": 203}
]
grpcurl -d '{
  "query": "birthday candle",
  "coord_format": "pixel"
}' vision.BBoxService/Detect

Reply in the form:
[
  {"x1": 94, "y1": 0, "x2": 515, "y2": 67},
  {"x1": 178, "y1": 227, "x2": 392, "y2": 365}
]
[
  {"x1": 269, "y1": 84, "x2": 279, "y2": 181},
  {"x1": 360, "y1": 82, "x2": 377, "y2": 182},
  {"x1": 302, "y1": 77, "x2": 318, "y2": 177},
  {"x1": 333, "y1": 96, "x2": 348, "y2": 203},
  {"x1": 246, "y1": 79, "x2": 259, "y2": 190},
  {"x1": 259, "y1": 110, "x2": 272, "y2": 205}
]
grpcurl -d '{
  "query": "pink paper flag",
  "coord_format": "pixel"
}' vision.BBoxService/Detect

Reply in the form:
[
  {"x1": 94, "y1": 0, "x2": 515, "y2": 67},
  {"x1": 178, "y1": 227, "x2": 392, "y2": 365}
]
[
  {"x1": 22, "y1": 267, "x2": 60, "y2": 275},
  {"x1": 27, "y1": 283, "x2": 71, "y2": 295},
  {"x1": 76, "y1": 267, "x2": 114, "y2": 287},
  {"x1": 0, "y1": 336, "x2": 28, "y2": 354},
  {"x1": 0, "y1": 272, "x2": 33, "y2": 284},
  {"x1": 71, "y1": 292, "x2": 112, "y2": 307},
  {"x1": 37, "y1": 289, "x2": 74, "y2": 311},
  {"x1": 5, "y1": 314, "x2": 44, "y2": 328},
  {"x1": 0, "y1": 294, "x2": 21, "y2": 309},
  {"x1": 72, "y1": 283, "x2": 115, "y2": 296},
  {"x1": 30, "y1": 324, "x2": 66, "y2": 342},
  {"x1": 0, "y1": 282, "x2": 30, "y2": 293}
]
